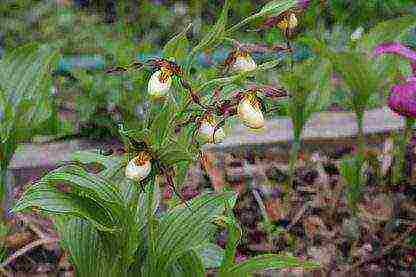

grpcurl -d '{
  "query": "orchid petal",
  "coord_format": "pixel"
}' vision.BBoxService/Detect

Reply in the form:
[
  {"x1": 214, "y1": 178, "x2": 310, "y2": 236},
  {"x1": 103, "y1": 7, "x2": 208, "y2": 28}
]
[{"x1": 388, "y1": 81, "x2": 416, "y2": 118}]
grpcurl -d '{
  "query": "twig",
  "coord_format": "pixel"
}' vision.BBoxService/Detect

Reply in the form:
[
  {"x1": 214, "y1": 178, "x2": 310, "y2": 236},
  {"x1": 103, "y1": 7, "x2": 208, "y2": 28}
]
[
  {"x1": 0, "y1": 266, "x2": 12, "y2": 277},
  {"x1": 0, "y1": 237, "x2": 59, "y2": 270},
  {"x1": 343, "y1": 223, "x2": 416, "y2": 274},
  {"x1": 287, "y1": 201, "x2": 311, "y2": 231},
  {"x1": 15, "y1": 213, "x2": 48, "y2": 240}
]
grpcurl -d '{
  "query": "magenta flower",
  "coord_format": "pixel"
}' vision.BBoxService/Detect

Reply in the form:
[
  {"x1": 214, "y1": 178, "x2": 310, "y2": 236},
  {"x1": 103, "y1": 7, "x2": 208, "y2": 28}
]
[
  {"x1": 388, "y1": 81, "x2": 416, "y2": 117},
  {"x1": 372, "y1": 42, "x2": 416, "y2": 117},
  {"x1": 372, "y1": 42, "x2": 416, "y2": 76}
]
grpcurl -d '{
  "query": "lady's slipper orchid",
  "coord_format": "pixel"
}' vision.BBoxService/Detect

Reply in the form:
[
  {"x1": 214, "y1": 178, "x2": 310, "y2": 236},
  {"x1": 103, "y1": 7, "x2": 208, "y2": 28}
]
[
  {"x1": 199, "y1": 114, "x2": 226, "y2": 143},
  {"x1": 237, "y1": 93, "x2": 265, "y2": 129},
  {"x1": 232, "y1": 51, "x2": 257, "y2": 72},
  {"x1": 147, "y1": 67, "x2": 173, "y2": 99},
  {"x1": 277, "y1": 12, "x2": 298, "y2": 30},
  {"x1": 125, "y1": 151, "x2": 152, "y2": 182},
  {"x1": 372, "y1": 42, "x2": 416, "y2": 117}
]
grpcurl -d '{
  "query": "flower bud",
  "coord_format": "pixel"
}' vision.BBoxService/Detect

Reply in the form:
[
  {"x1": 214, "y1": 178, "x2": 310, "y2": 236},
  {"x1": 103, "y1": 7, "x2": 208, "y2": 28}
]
[
  {"x1": 232, "y1": 52, "x2": 257, "y2": 73},
  {"x1": 147, "y1": 67, "x2": 172, "y2": 99},
  {"x1": 199, "y1": 115, "x2": 226, "y2": 143},
  {"x1": 125, "y1": 152, "x2": 152, "y2": 182},
  {"x1": 237, "y1": 94, "x2": 265, "y2": 129}
]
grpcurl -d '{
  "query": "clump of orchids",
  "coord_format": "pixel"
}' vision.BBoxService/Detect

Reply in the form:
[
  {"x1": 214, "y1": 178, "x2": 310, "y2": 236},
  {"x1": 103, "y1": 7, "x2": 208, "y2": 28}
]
[
  {"x1": 107, "y1": 53, "x2": 288, "y2": 185},
  {"x1": 105, "y1": 0, "x2": 309, "y2": 191},
  {"x1": 177, "y1": 83, "x2": 289, "y2": 145}
]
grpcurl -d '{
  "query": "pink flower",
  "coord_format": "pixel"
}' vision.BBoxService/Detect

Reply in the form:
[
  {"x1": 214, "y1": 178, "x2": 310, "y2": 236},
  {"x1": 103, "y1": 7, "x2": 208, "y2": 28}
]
[
  {"x1": 388, "y1": 81, "x2": 416, "y2": 118},
  {"x1": 372, "y1": 42, "x2": 416, "y2": 117},
  {"x1": 372, "y1": 42, "x2": 416, "y2": 76}
]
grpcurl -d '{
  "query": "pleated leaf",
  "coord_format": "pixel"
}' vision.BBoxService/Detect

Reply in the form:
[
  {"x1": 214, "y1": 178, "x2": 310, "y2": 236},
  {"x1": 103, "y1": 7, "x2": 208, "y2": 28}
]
[
  {"x1": 170, "y1": 250, "x2": 205, "y2": 277},
  {"x1": 69, "y1": 150, "x2": 126, "y2": 180},
  {"x1": 226, "y1": 0, "x2": 297, "y2": 34},
  {"x1": 194, "y1": 243, "x2": 225, "y2": 270},
  {"x1": 228, "y1": 254, "x2": 320, "y2": 276},
  {"x1": 153, "y1": 191, "x2": 237, "y2": 271},
  {"x1": 190, "y1": 0, "x2": 230, "y2": 57},
  {"x1": 13, "y1": 182, "x2": 119, "y2": 232},
  {"x1": 55, "y1": 217, "x2": 121, "y2": 277},
  {"x1": 41, "y1": 165, "x2": 124, "y2": 207},
  {"x1": 163, "y1": 23, "x2": 191, "y2": 63},
  {"x1": 0, "y1": 43, "x2": 59, "y2": 143},
  {"x1": 358, "y1": 15, "x2": 416, "y2": 53}
]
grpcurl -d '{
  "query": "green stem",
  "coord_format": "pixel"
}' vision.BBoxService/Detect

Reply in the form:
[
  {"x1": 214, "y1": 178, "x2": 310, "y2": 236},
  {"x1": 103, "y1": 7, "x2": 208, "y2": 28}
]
[
  {"x1": 0, "y1": 169, "x2": 6, "y2": 220},
  {"x1": 146, "y1": 176, "x2": 157, "y2": 275},
  {"x1": 356, "y1": 112, "x2": 365, "y2": 158},
  {"x1": 393, "y1": 117, "x2": 415, "y2": 184},
  {"x1": 288, "y1": 136, "x2": 301, "y2": 189}
]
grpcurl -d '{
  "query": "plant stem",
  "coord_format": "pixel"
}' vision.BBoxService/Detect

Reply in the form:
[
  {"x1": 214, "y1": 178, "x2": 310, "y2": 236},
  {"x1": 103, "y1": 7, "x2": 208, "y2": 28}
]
[
  {"x1": 146, "y1": 176, "x2": 157, "y2": 275},
  {"x1": 393, "y1": 117, "x2": 415, "y2": 184},
  {"x1": 288, "y1": 137, "x2": 301, "y2": 189},
  {"x1": 0, "y1": 169, "x2": 6, "y2": 220},
  {"x1": 356, "y1": 112, "x2": 366, "y2": 158}
]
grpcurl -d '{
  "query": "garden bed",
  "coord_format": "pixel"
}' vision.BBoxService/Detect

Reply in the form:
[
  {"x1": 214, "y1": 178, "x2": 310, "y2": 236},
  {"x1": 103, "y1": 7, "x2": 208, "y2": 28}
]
[{"x1": 4, "y1": 106, "x2": 416, "y2": 276}]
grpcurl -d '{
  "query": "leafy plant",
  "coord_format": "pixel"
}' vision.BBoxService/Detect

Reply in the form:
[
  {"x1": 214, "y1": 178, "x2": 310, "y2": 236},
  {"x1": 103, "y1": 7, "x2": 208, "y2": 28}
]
[
  {"x1": 7, "y1": 1, "x2": 322, "y2": 275},
  {"x1": 0, "y1": 43, "x2": 59, "y2": 217},
  {"x1": 339, "y1": 154, "x2": 366, "y2": 213},
  {"x1": 279, "y1": 57, "x2": 332, "y2": 186},
  {"x1": 215, "y1": 207, "x2": 318, "y2": 277}
]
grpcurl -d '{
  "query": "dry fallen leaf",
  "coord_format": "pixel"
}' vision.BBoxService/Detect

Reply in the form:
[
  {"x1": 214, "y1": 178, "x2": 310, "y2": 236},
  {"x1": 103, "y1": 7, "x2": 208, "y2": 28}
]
[{"x1": 357, "y1": 194, "x2": 394, "y2": 224}]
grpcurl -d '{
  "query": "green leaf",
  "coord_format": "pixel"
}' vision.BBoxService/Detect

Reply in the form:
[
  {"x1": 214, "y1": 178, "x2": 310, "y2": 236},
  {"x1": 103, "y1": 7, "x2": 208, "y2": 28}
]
[
  {"x1": 172, "y1": 250, "x2": 205, "y2": 277},
  {"x1": 194, "y1": 243, "x2": 225, "y2": 269},
  {"x1": 158, "y1": 143, "x2": 194, "y2": 166},
  {"x1": 41, "y1": 165, "x2": 124, "y2": 206},
  {"x1": 198, "y1": 60, "x2": 280, "y2": 92},
  {"x1": 358, "y1": 15, "x2": 416, "y2": 53},
  {"x1": 190, "y1": 0, "x2": 230, "y2": 58},
  {"x1": 219, "y1": 214, "x2": 242, "y2": 275},
  {"x1": 13, "y1": 182, "x2": 120, "y2": 232},
  {"x1": 280, "y1": 59, "x2": 323, "y2": 139},
  {"x1": 226, "y1": 0, "x2": 297, "y2": 35},
  {"x1": 327, "y1": 51, "x2": 378, "y2": 114},
  {"x1": 55, "y1": 217, "x2": 120, "y2": 277},
  {"x1": 149, "y1": 103, "x2": 176, "y2": 149},
  {"x1": 163, "y1": 23, "x2": 192, "y2": 63},
  {"x1": 228, "y1": 254, "x2": 319, "y2": 276},
  {"x1": 0, "y1": 219, "x2": 8, "y2": 263},
  {"x1": 0, "y1": 43, "x2": 59, "y2": 143},
  {"x1": 340, "y1": 154, "x2": 365, "y2": 212},
  {"x1": 153, "y1": 191, "x2": 237, "y2": 272},
  {"x1": 70, "y1": 150, "x2": 126, "y2": 179}
]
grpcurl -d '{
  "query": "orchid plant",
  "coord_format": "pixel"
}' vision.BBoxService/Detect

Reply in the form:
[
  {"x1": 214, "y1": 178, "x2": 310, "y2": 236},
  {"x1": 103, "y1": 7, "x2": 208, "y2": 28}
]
[
  {"x1": 9, "y1": 1, "x2": 321, "y2": 276},
  {"x1": 372, "y1": 42, "x2": 416, "y2": 184}
]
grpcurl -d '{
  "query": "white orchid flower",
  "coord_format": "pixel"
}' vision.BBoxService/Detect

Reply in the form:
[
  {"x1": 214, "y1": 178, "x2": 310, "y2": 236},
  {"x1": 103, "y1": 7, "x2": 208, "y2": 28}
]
[
  {"x1": 125, "y1": 152, "x2": 152, "y2": 182},
  {"x1": 238, "y1": 93, "x2": 265, "y2": 129},
  {"x1": 199, "y1": 115, "x2": 226, "y2": 143},
  {"x1": 148, "y1": 67, "x2": 173, "y2": 99}
]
